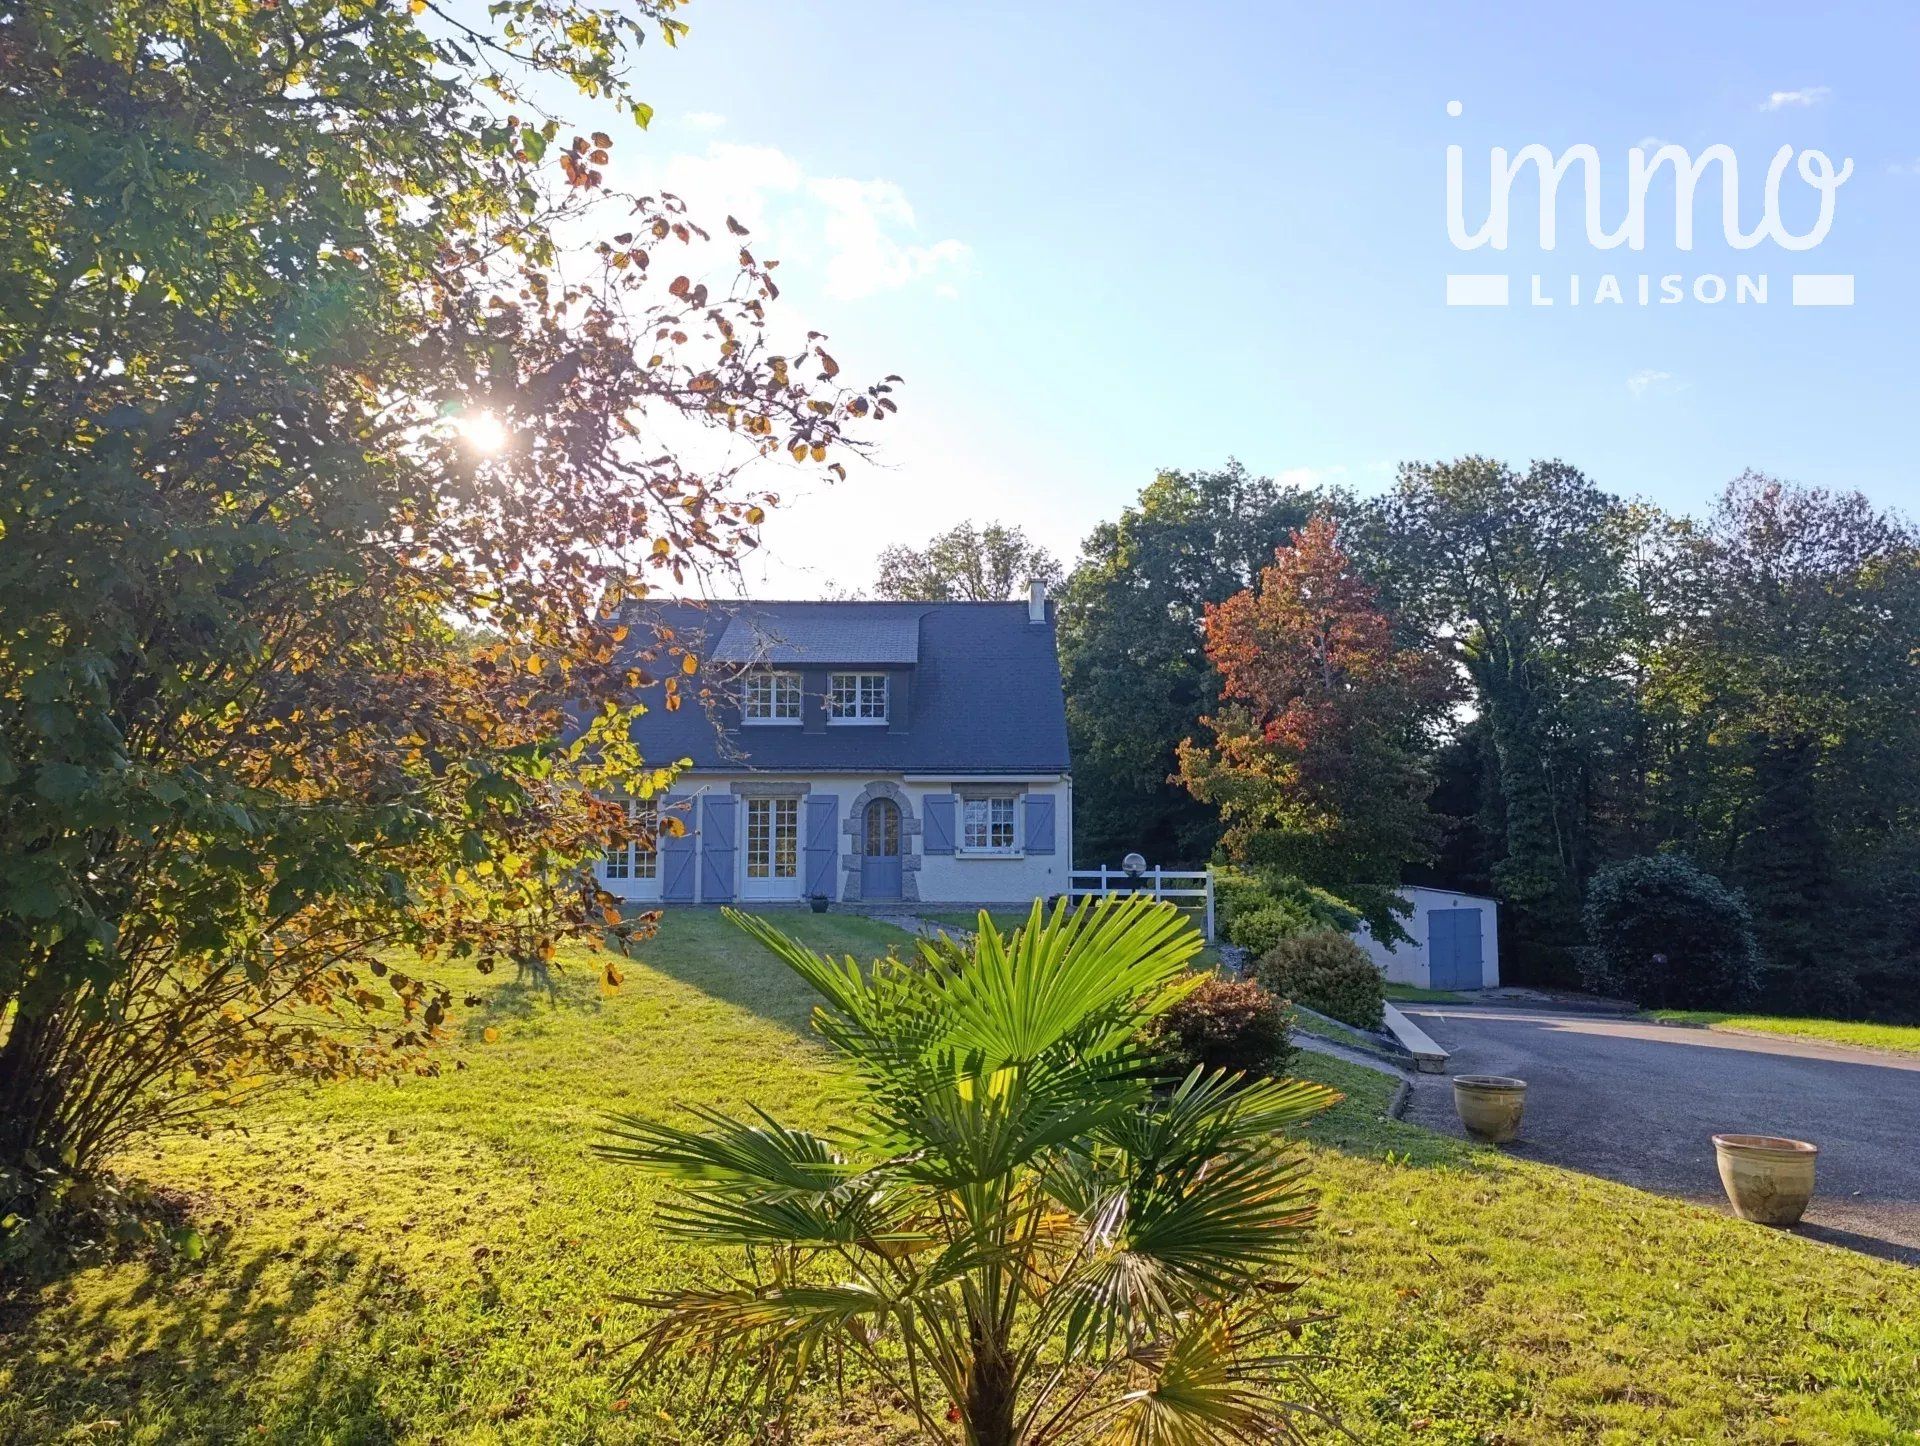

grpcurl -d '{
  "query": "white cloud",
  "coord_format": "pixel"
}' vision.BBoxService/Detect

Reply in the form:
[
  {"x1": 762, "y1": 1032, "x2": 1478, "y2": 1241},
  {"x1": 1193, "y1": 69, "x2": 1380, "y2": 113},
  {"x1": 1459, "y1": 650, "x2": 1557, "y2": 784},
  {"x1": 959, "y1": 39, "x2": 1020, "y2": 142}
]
[
  {"x1": 1626, "y1": 368, "x2": 1673, "y2": 399},
  {"x1": 683, "y1": 111, "x2": 727, "y2": 131},
  {"x1": 808, "y1": 177, "x2": 971, "y2": 301},
  {"x1": 1889, "y1": 159, "x2": 1920, "y2": 176},
  {"x1": 1761, "y1": 86, "x2": 1830, "y2": 111},
  {"x1": 637, "y1": 142, "x2": 969, "y2": 302}
]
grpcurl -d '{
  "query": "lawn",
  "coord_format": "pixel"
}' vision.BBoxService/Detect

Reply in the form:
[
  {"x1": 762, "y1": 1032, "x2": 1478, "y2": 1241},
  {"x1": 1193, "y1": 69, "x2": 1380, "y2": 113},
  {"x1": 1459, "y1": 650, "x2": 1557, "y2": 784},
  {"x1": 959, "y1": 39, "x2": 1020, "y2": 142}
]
[
  {"x1": 1290, "y1": 1008, "x2": 1392, "y2": 1055},
  {"x1": 916, "y1": 907, "x2": 1041, "y2": 936},
  {"x1": 919, "y1": 903, "x2": 1225, "y2": 969},
  {"x1": 1649, "y1": 1009, "x2": 1920, "y2": 1056},
  {"x1": 1384, "y1": 982, "x2": 1470, "y2": 1003},
  {"x1": 4, "y1": 909, "x2": 1919, "y2": 1443}
]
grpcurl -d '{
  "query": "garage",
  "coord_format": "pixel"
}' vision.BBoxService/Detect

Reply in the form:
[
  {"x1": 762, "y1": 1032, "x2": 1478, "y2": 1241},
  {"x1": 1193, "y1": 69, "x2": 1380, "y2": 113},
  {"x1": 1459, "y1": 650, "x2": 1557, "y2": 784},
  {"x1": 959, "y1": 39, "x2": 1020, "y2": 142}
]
[{"x1": 1352, "y1": 885, "x2": 1501, "y2": 990}]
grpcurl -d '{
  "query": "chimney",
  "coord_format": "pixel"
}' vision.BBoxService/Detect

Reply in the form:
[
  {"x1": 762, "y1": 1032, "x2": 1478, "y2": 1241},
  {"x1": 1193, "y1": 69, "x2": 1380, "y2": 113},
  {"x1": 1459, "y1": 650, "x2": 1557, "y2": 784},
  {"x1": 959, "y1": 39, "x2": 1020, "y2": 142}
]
[{"x1": 1027, "y1": 579, "x2": 1047, "y2": 624}]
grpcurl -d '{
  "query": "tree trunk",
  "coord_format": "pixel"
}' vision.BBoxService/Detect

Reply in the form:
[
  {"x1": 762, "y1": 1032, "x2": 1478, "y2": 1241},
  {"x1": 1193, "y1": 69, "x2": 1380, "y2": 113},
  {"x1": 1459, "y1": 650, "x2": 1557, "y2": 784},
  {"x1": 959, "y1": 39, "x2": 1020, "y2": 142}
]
[
  {"x1": 0, "y1": 1006, "x2": 69, "y2": 1173},
  {"x1": 964, "y1": 1321, "x2": 1018, "y2": 1446}
]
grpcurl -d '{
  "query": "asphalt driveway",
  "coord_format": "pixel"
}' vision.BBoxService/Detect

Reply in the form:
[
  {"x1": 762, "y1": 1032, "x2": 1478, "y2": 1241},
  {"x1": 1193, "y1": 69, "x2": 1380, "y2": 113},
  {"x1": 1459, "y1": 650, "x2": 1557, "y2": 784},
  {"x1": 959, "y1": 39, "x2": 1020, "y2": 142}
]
[{"x1": 1400, "y1": 1005, "x2": 1920, "y2": 1264}]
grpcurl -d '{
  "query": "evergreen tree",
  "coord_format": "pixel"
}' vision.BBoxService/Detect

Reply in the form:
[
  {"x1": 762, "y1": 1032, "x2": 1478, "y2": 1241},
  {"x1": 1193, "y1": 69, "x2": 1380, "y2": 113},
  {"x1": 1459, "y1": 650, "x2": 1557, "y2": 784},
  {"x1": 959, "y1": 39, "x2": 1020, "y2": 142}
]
[{"x1": 1059, "y1": 463, "x2": 1317, "y2": 864}]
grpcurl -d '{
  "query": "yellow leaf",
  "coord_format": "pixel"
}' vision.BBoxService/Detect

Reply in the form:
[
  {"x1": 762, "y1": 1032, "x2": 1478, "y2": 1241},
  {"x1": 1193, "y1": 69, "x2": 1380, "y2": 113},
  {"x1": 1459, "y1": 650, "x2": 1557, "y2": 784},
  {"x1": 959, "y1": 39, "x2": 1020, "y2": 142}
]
[
  {"x1": 681, "y1": 654, "x2": 698, "y2": 675},
  {"x1": 526, "y1": 654, "x2": 545, "y2": 674},
  {"x1": 482, "y1": 1027, "x2": 500, "y2": 1044},
  {"x1": 745, "y1": 506, "x2": 765, "y2": 525}
]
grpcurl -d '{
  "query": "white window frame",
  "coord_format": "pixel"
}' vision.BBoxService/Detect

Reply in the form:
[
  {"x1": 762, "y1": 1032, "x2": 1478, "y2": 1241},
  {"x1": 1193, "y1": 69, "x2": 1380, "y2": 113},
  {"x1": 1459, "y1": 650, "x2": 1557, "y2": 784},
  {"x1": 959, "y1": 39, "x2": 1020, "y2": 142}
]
[
  {"x1": 746, "y1": 796, "x2": 801, "y2": 879},
  {"x1": 741, "y1": 670, "x2": 802, "y2": 725},
  {"x1": 602, "y1": 798, "x2": 658, "y2": 881},
  {"x1": 827, "y1": 671, "x2": 889, "y2": 725},
  {"x1": 958, "y1": 792, "x2": 1019, "y2": 856}
]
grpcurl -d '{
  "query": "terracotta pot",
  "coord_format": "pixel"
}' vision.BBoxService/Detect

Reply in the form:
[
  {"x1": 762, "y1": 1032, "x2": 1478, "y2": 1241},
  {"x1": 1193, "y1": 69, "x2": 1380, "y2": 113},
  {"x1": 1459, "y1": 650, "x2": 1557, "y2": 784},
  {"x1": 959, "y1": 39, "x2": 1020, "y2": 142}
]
[
  {"x1": 1713, "y1": 1134, "x2": 1818, "y2": 1226},
  {"x1": 1453, "y1": 1075, "x2": 1527, "y2": 1144}
]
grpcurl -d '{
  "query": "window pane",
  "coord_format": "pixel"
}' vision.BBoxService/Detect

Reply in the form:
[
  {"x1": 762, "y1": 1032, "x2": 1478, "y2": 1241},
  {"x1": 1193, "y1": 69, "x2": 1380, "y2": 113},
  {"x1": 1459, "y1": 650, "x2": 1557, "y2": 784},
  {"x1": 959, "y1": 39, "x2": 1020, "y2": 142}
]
[
  {"x1": 745, "y1": 671, "x2": 801, "y2": 720},
  {"x1": 828, "y1": 672, "x2": 888, "y2": 721},
  {"x1": 747, "y1": 797, "x2": 771, "y2": 876},
  {"x1": 633, "y1": 799, "x2": 658, "y2": 879},
  {"x1": 774, "y1": 798, "x2": 799, "y2": 878},
  {"x1": 958, "y1": 794, "x2": 1019, "y2": 853}
]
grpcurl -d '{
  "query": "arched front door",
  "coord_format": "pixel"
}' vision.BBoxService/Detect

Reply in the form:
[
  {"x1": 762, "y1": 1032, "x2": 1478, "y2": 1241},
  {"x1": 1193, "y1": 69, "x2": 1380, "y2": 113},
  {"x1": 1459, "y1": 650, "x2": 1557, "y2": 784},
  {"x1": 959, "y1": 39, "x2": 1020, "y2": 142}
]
[{"x1": 861, "y1": 797, "x2": 903, "y2": 900}]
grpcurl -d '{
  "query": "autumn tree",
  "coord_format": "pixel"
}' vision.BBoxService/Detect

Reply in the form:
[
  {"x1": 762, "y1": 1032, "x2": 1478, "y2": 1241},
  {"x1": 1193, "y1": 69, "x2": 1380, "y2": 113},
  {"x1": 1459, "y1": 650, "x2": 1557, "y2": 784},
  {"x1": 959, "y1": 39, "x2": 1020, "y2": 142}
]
[
  {"x1": 874, "y1": 520, "x2": 1062, "y2": 602},
  {"x1": 1177, "y1": 516, "x2": 1454, "y2": 935},
  {"x1": 0, "y1": 0, "x2": 896, "y2": 1257},
  {"x1": 1060, "y1": 463, "x2": 1319, "y2": 865}
]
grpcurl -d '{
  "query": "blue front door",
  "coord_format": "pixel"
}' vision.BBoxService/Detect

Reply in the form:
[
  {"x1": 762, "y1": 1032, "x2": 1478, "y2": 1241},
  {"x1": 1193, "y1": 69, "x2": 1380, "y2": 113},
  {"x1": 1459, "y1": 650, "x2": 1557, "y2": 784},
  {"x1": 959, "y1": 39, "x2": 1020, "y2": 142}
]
[
  {"x1": 861, "y1": 798, "x2": 903, "y2": 900},
  {"x1": 1428, "y1": 908, "x2": 1484, "y2": 989}
]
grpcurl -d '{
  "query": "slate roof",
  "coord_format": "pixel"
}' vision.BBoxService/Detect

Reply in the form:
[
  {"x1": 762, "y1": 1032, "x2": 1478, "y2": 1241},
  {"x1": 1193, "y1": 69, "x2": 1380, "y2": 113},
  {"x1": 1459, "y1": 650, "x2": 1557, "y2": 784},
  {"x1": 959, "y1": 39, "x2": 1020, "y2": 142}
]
[
  {"x1": 710, "y1": 607, "x2": 921, "y2": 665},
  {"x1": 621, "y1": 599, "x2": 1072, "y2": 775}
]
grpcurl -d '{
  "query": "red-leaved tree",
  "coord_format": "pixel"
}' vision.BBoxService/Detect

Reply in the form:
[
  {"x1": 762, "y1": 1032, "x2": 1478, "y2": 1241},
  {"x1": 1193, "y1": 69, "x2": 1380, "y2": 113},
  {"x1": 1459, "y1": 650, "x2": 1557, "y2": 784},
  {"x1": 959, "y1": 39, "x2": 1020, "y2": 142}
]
[{"x1": 1177, "y1": 516, "x2": 1455, "y2": 935}]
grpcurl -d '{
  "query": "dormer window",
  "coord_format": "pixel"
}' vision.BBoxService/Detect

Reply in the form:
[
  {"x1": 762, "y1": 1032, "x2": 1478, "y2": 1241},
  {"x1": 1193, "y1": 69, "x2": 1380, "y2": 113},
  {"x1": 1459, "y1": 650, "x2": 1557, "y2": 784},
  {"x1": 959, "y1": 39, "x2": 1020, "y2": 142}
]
[
  {"x1": 827, "y1": 672, "x2": 889, "y2": 724},
  {"x1": 741, "y1": 669, "x2": 802, "y2": 724}
]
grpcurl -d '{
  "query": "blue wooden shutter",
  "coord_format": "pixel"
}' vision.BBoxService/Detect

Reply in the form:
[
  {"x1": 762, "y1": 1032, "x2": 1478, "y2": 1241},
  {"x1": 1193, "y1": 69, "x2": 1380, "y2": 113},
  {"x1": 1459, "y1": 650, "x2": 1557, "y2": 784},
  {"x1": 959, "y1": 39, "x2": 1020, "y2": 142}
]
[
  {"x1": 701, "y1": 796, "x2": 736, "y2": 902},
  {"x1": 804, "y1": 795, "x2": 839, "y2": 899},
  {"x1": 660, "y1": 794, "x2": 696, "y2": 901},
  {"x1": 1023, "y1": 795, "x2": 1056, "y2": 854},
  {"x1": 924, "y1": 794, "x2": 957, "y2": 854}
]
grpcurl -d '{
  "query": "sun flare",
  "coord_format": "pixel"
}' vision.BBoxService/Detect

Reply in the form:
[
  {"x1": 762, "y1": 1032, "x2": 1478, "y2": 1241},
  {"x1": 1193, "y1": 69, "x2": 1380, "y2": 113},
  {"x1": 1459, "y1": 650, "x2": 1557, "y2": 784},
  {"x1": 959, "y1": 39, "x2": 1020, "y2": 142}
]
[{"x1": 455, "y1": 409, "x2": 510, "y2": 454}]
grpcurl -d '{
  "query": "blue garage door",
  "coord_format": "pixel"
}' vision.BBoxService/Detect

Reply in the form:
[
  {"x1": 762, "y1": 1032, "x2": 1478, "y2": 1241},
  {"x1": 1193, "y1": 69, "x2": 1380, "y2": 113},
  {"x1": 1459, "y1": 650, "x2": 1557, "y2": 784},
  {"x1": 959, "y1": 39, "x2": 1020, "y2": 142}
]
[{"x1": 1428, "y1": 908, "x2": 1485, "y2": 990}]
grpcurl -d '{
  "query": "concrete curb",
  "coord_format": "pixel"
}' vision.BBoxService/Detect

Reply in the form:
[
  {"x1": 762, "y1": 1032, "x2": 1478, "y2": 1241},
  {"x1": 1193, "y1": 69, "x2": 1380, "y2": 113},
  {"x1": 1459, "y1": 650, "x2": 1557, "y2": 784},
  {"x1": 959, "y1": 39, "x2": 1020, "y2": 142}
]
[
  {"x1": 1382, "y1": 1002, "x2": 1449, "y2": 1073},
  {"x1": 1389, "y1": 1078, "x2": 1412, "y2": 1119}
]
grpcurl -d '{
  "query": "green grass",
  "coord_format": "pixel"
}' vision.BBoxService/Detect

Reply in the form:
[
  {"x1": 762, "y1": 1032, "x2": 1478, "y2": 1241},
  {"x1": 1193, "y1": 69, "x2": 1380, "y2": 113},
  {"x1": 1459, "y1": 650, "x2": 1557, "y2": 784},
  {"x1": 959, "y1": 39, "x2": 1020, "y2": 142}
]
[
  {"x1": 1384, "y1": 982, "x2": 1470, "y2": 1003},
  {"x1": 1650, "y1": 1009, "x2": 1920, "y2": 1055},
  {"x1": 4, "y1": 909, "x2": 1918, "y2": 1443},
  {"x1": 1290, "y1": 1008, "x2": 1389, "y2": 1054},
  {"x1": 915, "y1": 907, "x2": 1041, "y2": 936},
  {"x1": 917, "y1": 901, "x2": 1225, "y2": 971}
]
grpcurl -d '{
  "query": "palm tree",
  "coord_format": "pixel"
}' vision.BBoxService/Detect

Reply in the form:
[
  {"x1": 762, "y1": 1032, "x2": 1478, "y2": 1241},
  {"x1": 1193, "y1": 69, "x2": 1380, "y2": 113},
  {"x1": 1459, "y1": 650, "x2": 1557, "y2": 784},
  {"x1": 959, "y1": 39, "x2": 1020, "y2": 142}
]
[{"x1": 598, "y1": 896, "x2": 1341, "y2": 1444}]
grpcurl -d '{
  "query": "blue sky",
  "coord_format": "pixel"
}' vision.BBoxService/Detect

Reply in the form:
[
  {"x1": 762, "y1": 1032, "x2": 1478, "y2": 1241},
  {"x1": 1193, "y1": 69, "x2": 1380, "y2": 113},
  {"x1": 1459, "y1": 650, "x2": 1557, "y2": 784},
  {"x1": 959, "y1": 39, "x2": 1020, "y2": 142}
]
[{"x1": 562, "y1": 1, "x2": 1920, "y2": 594}]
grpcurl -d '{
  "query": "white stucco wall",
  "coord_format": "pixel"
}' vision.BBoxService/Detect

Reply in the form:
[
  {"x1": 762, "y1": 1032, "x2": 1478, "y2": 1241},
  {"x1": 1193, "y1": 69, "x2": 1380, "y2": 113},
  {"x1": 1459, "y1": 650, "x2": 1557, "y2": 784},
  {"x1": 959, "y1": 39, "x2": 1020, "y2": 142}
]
[
  {"x1": 1353, "y1": 885, "x2": 1501, "y2": 989},
  {"x1": 594, "y1": 772, "x2": 1074, "y2": 907}
]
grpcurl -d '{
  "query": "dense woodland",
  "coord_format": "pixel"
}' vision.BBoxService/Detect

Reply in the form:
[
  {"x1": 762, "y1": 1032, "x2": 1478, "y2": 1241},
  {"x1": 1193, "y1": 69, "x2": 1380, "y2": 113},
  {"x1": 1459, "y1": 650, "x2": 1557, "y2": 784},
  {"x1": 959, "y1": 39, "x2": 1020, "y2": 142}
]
[{"x1": 1052, "y1": 460, "x2": 1920, "y2": 1019}]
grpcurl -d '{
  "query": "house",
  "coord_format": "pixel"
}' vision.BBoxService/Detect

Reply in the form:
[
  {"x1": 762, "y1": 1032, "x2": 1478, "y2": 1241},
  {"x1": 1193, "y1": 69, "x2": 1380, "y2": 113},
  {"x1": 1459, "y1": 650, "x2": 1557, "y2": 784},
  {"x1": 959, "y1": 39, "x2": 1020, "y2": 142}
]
[
  {"x1": 595, "y1": 585, "x2": 1073, "y2": 908},
  {"x1": 1352, "y1": 885, "x2": 1501, "y2": 991}
]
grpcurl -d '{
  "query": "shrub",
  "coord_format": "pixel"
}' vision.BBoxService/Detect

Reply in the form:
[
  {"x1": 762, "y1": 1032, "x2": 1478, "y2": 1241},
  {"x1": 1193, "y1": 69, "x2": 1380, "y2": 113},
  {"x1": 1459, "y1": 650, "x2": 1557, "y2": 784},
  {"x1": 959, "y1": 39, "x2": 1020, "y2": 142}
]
[
  {"x1": 1581, "y1": 855, "x2": 1761, "y2": 1009},
  {"x1": 1150, "y1": 974, "x2": 1295, "y2": 1079},
  {"x1": 1257, "y1": 930, "x2": 1385, "y2": 1030},
  {"x1": 1213, "y1": 868, "x2": 1276, "y2": 934},
  {"x1": 1227, "y1": 903, "x2": 1308, "y2": 957},
  {"x1": 1216, "y1": 868, "x2": 1362, "y2": 943}
]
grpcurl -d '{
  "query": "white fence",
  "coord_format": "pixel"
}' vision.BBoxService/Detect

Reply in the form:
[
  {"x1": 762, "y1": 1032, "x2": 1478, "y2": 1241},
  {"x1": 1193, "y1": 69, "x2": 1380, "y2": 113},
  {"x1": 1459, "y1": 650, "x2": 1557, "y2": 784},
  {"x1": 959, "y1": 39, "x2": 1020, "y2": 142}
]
[{"x1": 1069, "y1": 867, "x2": 1215, "y2": 942}]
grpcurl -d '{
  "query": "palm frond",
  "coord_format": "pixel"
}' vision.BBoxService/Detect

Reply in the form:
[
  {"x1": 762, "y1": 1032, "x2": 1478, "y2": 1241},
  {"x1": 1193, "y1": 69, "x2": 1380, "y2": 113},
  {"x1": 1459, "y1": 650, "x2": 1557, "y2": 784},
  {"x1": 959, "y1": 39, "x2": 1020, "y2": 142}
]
[
  {"x1": 1081, "y1": 1310, "x2": 1327, "y2": 1446},
  {"x1": 596, "y1": 1104, "x2": 857, "y2": 1194},
  {"x1": 930, "y1": 896, "x2": 1205, "y2": 1066},
  {"x1": 1102, "y1": 1070, "x2": 1342, "y2": 1173}
]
